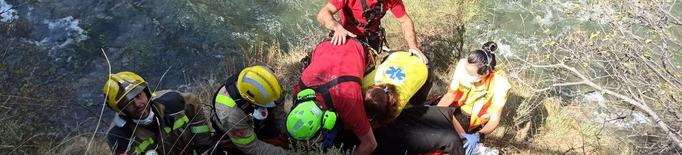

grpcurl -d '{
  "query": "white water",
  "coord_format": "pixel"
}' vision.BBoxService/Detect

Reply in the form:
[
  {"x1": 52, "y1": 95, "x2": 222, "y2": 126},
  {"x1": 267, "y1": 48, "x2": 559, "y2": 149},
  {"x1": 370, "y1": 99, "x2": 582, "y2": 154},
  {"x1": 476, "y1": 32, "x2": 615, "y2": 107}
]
[
  {"x1": 0, "y1": 0, "x2": 18, "y2": 23},
  {"x1": 37, "y1": 16, "x2": 89, "y2": 50}
]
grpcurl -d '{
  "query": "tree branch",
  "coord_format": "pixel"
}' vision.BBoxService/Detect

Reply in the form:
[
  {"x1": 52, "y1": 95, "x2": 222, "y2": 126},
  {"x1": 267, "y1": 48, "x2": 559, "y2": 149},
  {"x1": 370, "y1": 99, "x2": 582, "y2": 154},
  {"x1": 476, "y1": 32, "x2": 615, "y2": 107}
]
[{"x1": 515, "y1": 57, "x2": 682, "y2": 150}]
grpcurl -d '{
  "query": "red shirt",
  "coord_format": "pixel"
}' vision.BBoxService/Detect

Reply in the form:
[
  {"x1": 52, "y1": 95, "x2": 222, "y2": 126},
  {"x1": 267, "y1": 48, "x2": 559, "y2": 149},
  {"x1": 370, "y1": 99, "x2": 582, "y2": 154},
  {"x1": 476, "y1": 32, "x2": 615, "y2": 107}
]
[
  {"x1": 296, "y1": 39, "x2": 370, "y2": 137},
  {"x1": 330, "y1": 0, "x2": 407, "y2": 36}
]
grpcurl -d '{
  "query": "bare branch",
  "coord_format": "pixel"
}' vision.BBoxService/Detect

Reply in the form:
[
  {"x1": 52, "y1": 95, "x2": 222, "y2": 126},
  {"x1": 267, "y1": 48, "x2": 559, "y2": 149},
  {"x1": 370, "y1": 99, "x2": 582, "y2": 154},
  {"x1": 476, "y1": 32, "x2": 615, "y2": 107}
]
[
  {"x1": 86, "y1": 48, "x2": 111, "y2": 154},
  {"x1": 512, "y1": 55, "x2": 682, "y2": 149}
]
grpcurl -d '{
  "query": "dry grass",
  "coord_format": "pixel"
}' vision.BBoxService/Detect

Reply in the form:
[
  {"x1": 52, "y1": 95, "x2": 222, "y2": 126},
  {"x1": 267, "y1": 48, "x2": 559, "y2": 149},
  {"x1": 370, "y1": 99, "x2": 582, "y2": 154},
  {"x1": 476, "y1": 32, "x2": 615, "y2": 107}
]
[
  {"x1": 46, "y1": 134, "x2": 111, "y2": 155},
  {"x1": 5, "y1": 0, "x2": 659, "y2": 154}
]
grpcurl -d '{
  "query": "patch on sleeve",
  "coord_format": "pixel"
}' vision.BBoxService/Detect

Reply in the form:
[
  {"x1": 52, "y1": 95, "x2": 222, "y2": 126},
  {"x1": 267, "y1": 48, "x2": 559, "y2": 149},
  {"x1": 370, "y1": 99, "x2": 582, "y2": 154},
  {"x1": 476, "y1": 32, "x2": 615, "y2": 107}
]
[
  {"x1": 229, "y1": 129, "x2": 250, "y2": 138},
  {"x1": 228, "y1": 128, "x2": 256, "y2": 145}
]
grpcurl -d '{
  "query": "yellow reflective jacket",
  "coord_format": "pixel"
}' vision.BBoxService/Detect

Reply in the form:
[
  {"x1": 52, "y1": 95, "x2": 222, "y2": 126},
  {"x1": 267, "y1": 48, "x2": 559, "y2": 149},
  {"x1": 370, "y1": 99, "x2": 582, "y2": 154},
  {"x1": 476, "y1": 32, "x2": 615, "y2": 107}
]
[
  {"x1": 363, "y1": 51, "x2": 428, "y2": 117},
  {"x1": 448, "y1": 59, "x2": 511, "y2": 129}
]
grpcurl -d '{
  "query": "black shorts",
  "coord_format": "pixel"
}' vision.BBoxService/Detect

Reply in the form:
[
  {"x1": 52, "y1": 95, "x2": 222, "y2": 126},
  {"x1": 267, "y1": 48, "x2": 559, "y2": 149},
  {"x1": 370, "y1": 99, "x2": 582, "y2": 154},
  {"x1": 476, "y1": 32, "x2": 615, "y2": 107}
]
[{"x1": 373, "y1": 106, "x2": 465, "y2": 155}]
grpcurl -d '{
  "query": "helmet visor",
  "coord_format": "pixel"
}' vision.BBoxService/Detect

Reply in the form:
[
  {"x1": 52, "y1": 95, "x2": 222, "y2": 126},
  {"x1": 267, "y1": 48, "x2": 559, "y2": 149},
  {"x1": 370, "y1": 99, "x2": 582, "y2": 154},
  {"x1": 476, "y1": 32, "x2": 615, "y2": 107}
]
[{"x1": 118, "y1": 85, "x2": 146, "y2": 110}]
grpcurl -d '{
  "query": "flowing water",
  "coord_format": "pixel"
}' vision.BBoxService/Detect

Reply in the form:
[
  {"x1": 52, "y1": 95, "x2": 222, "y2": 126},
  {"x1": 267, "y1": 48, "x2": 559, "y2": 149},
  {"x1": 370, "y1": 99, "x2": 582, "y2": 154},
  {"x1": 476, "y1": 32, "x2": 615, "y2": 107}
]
[
  {"x1": 0, "y1": 0, "x2": 328, "y2": 135},
  {"x1": 0, "y1": 0, "x2": 680, "y2": 141}
]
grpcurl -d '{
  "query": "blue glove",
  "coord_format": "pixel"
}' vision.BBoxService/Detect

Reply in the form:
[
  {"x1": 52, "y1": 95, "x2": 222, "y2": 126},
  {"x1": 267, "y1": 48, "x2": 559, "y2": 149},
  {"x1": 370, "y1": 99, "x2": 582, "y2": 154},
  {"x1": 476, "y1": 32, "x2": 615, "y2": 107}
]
[{"x1": 462, "y1": 133, "x2": 480, "y2": 155}]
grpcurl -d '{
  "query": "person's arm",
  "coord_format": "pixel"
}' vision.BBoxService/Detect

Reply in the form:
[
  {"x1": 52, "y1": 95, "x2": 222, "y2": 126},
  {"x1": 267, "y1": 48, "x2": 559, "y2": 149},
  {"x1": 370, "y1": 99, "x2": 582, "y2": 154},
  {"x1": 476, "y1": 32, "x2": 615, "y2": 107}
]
[
  {"x1": 354, "y1": 130, "x2": 378, "y2": 155},
  {"x1": 317, "y1": 2, "x2": 357, "y2": 45},
  {"x1": 437, "y1": 90, "x2": 456, "y2": 107},
  {"x1": 475, "y1": 78, "x2": 510, "y2": 135},
  {"x1": 219, "y1": 105, "x2": 288, "y2": 154},
  {"x1": 180, "y1": 92, "x2": 216, "y2": 153},
  {"x1": 475, "y1": 110, "x2": 502, "y2": 135},
  {"x1": 390, "y1": 0, "x2": 426, "y2": 63},
  {"x1": 395, "y1": 15, "x2": 418, "y2": 51},
  {"x1": 438, "y1": 59, "x2": 466, "y2": 107},
  {"x1": 227, "y1": 127, "x2": 289, "y2": 155},
  {"x1": 397, "y1": 15, "x2": 428, "y2": 64},
  {"x1": 451, "y1": 114, "x2": 467, "y2": 137}
]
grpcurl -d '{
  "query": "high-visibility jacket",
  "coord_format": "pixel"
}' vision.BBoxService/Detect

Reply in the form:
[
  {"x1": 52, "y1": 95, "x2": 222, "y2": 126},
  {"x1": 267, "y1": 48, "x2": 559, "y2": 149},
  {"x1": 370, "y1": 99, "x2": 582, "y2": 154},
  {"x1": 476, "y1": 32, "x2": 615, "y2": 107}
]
[
  {"x1": 448, "y1": 59, "x2": 511, "y2": 129},
  {"x1": 362, "y1": 51, "x2": 428, "y2": 118},
  {"x1": 212, "y1": 75, "x2": 288, "y2": 155}
]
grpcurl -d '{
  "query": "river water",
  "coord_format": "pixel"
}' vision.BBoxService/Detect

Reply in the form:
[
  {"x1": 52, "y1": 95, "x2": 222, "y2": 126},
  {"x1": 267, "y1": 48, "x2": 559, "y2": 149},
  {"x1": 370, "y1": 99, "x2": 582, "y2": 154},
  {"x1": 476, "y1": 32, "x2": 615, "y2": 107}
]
[
  {"x1": 1, "y1": 0, "x2": 328, "y2": 135},
  {"x1": 1, "y1": 0, "x2": 680, "y2": 143}
]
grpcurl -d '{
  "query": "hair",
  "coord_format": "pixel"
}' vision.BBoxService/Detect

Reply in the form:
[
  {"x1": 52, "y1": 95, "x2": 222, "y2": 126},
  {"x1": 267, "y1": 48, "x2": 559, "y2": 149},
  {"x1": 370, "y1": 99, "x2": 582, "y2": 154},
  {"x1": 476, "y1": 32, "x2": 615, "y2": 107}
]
[
  {"x1": 467, "y1": 41, "x2": 498, "y2": 75},
  {"x1": 364, "y1": 84, "x2": 400, "y2": 127}
]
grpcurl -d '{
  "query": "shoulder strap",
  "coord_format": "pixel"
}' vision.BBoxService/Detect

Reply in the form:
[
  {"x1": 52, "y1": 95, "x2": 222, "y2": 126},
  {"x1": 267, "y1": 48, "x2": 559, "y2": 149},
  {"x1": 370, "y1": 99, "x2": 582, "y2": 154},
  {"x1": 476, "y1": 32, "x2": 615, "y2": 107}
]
[
  {"x1": 211, "y1": 75, "x2": 254, "y2": 134},
  {"x1": 343, "y1": 5, "x2": 364, "y2": 27},
  {"x1": 342, "y1": 0, "x2": 378, "y2": 28},
  {"x1": 298, "y1": 76, "x2": 361, "y2": 111},
  {"x1": 222, "y1": 75, "x2": 254, "y2": 113},
  {"x1": 360, "y1": 0, "x2": 369, "y2": 11},
  {"x1": 316, "y1": 76, "x2": 361, "y2": 94}
]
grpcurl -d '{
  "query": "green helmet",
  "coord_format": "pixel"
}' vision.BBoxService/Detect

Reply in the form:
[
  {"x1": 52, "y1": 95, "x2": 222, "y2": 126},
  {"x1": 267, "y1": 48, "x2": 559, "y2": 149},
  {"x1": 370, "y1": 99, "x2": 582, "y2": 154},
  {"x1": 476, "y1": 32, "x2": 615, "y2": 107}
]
[{"x1": 286, "y1": 89, "x2": 337, "y2": 141}]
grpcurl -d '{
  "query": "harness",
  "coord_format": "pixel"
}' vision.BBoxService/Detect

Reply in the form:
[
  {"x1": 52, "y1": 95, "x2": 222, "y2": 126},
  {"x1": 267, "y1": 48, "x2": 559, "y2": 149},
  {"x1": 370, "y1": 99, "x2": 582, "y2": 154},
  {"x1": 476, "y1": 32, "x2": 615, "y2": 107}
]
[
  {"x1": 296, "y1": 76, "x2": 361, "y2": 110},
  {"x1": 341, "y1": 0, "x2": 389, "y2": 51},
  {"x1": 296, "y1": 76, "x2": 361, "y2": 149}
]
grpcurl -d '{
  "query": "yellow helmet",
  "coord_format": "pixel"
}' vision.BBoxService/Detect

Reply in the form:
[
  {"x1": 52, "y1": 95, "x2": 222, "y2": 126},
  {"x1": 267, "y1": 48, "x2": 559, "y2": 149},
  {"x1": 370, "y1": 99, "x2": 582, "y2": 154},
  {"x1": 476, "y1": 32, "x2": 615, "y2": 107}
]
[
  {"x1": 237, "y1": 66, "x2": 283, "y2": 107},
  {"x1": 102, "y1": 71, "x2": 151, "y2": 113}
]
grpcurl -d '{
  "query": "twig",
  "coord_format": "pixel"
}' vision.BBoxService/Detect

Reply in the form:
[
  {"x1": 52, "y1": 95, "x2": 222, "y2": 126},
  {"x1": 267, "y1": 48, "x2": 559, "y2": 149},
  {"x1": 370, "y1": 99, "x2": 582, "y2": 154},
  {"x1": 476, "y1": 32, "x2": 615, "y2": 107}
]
[
  {"x1": 1, "y1": 96, "x2": 10, "y2": 108},
  {"x1": 10, "y1": 134, "x2": 44, "y2": 154},
  {"x1": 516, "y1": 58, "x2": 682, "y2": 150},
  {"x1": 48, "y1": 132, "x2": 107, "y2": 153},
  {"x1": 0, "y1": 94, "x2": 58, "y2": 102},
  {"x1": 86, "y1": 48, "x2": 111, "y2": 154},
  {"x1": 531, "y1": 81, "x2": 586, "y2": 92},
  {"x1": 0, "y1": 102, "x2": 69, "y2": 109}
]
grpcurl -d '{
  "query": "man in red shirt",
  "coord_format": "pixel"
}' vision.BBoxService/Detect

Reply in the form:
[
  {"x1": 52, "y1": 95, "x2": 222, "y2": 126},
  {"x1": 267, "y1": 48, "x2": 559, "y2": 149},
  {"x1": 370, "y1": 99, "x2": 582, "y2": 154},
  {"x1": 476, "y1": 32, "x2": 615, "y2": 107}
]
[
  {"x1": 317, "y1": 0, "x2": 427, "y2": 63},
  {"x1": 291, "y1": 39, "x2": 377, "y2": 155}
]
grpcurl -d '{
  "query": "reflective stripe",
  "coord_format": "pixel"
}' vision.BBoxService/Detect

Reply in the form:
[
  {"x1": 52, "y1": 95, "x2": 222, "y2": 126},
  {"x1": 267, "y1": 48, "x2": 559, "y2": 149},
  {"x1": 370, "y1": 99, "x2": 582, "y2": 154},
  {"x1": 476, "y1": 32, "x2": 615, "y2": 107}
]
[
  {"x1": 453, "y1": 72, "x2": 497, "y2": 128},
  {"x1": 242, "y1": 74, "x2": 270, "y2": 99},
  {"x1": 174, "y1": 115, "x2": 189, "y2": 130},
  {"x1": 134, "y1": 138, "x2": 154, "y2": 153},
  {"x1": 190, "y1": 125, "x2": 210, "y2": 134},
  {"x1": 215, "y1": 93, "x2": 236, "y2": 108},
  {"x1": 163, "y1": 115, "x2": 189, "y2": 133},
  {"x1": 230, "y1": 130, "x2": 256, "y2": 145}
]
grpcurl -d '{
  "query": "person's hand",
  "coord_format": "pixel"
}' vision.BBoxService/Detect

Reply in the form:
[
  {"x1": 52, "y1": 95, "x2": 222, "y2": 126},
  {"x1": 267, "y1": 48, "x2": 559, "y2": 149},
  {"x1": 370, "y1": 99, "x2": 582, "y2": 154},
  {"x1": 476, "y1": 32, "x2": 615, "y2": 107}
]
[
  {"x1": 409, "y1": 48, "x2": 429, "y2": 64},
  {"x1": 462, "y1": 133, "x2": 480, "y2": 155},
  {"x1": 331, "y1": 25, "x2": 357, "y2": 45}
]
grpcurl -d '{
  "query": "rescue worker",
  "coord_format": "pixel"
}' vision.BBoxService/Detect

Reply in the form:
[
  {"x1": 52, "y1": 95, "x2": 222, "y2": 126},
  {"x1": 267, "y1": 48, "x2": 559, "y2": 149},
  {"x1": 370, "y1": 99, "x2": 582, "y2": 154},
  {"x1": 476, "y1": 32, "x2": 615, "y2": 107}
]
[
  {"x1": 362, "y1": 50, "x2": 432, "y2": 126},
  {"x1": 437, "y1": 42, "x2": 511, "y2": 155},
  {"x1": 286, "y1": 39, "x2": 376, "y2": 155},
  {"x1": 103, "y1": 71, "x2": 213, "y2": 155},
  {"x1": 210, "y1": 66, "x2": 288, "y2": 155},
  {"x1": 316, "y1": 0, "x2": 428, "y2": 64}
]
